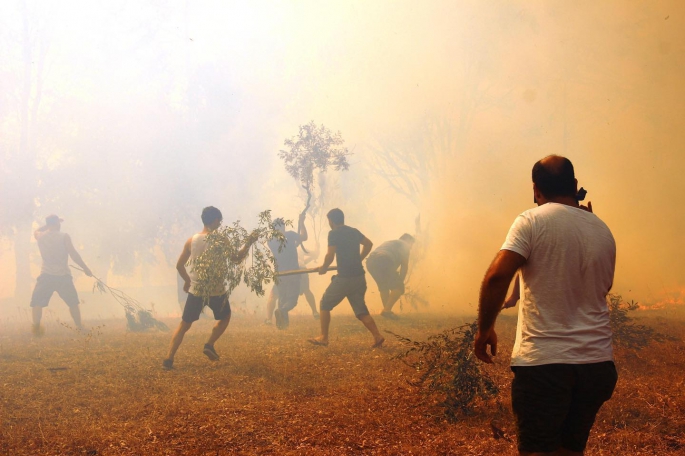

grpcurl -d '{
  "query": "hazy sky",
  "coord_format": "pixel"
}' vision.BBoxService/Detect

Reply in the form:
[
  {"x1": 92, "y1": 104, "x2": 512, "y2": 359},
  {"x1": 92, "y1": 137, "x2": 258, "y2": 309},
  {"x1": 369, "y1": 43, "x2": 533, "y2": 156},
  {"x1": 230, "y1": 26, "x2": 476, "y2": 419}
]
[{"x1": 1, "y1": 0, "x2": 684, "y2": 315}]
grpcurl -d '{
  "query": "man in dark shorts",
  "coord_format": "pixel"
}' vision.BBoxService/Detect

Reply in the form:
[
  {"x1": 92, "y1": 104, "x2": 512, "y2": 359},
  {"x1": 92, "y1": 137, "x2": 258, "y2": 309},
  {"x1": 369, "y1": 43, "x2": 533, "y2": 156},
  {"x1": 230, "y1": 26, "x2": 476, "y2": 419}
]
[
  {"x1": 30, "y1": 214, "x2": 93, "y2": 335},
  {"x1": 475, "y1": 155, "x2": 617, "y2": 455},
  {"x1": 308, "y1": 208, "x2": 384, "y2": 348},
  {"x1": 366, "y1": 233, "x2": 415, "y2": 319},
  {"x1": 264, "y1": 213, "x2": 313, "y2": 329},
  {"x1": 163, "y1": 207, "x2": 257, "y2": 369}
]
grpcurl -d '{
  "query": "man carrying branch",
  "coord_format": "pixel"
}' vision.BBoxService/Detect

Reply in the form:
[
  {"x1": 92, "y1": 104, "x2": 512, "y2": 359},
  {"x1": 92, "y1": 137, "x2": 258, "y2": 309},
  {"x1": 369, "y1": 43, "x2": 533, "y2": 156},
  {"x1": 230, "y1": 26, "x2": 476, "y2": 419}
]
[
  {"x1": 308, "y1": 208, "x2": 384, "y2": 348},
  {"x1": 163, "y1": 206, "x2": 257, "y2": 370},
  {"x1": 366, "y1": 233, "x2": 415, "y2": 319}
]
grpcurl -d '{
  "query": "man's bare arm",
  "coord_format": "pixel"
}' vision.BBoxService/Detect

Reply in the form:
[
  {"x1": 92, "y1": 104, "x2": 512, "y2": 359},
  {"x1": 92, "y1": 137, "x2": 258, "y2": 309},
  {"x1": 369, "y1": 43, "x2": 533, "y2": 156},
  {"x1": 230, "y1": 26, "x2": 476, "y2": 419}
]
[
  {"x1": 231, "y1": 231, "x2": 259, "y2": 263},
  {"x1": 399, "y1": 259, "x2": 409, "y2": 282},
  {"x1": 65, "y1": 235, "x2": 92, "y2": 277},
  {"x1": 298, "y1": 213, "x2": 308, "y2": 243},
  {"x1": 502, "y1": 274, "x2": 521, "y2": 309},
  {"x1": 318, "y1": 245, "x2": 336, "y2": 275},
  {"x1": 176, "y1": 238, "x2": 193, "y2": 293},
  {"x1": 475, "y1": 249, "x2": 525, "y2": 363},
  {"x1": 360, "y1": 236, "x2": 373, "y2": 261}
]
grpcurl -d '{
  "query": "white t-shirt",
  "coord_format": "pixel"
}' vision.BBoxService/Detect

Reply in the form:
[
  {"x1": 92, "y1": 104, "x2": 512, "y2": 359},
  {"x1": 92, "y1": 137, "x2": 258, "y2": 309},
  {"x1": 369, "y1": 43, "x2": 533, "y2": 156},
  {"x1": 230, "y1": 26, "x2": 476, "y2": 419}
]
[{"x1": 501, "y1": 203, "x2": 616, "y2": 366}]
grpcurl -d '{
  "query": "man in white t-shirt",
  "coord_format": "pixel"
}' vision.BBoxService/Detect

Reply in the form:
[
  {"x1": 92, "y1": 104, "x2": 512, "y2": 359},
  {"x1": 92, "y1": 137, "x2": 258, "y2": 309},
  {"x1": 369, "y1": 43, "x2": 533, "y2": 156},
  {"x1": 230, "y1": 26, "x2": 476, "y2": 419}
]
[{"x1": 475, "y1": 155, "x2": 617, "y2": 455}]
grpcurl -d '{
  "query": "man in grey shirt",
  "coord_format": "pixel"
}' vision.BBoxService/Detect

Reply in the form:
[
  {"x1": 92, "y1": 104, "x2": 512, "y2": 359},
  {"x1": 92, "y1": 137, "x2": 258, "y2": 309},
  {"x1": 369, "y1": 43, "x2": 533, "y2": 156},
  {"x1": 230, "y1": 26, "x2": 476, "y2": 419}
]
[{"x1": 366, "y1": 233, "x2": 415, "y2": 318}]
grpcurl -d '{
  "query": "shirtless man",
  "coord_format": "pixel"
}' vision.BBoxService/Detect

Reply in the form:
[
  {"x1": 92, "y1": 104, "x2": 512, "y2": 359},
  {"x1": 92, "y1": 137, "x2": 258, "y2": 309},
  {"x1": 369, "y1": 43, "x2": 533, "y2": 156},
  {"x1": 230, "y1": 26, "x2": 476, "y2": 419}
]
[
  {"x1": 163, "y1": 206, "x2": 257, "y2": 369},
  {"x1": 30, "y1": 214, "x2": 93, "y2": 335}
]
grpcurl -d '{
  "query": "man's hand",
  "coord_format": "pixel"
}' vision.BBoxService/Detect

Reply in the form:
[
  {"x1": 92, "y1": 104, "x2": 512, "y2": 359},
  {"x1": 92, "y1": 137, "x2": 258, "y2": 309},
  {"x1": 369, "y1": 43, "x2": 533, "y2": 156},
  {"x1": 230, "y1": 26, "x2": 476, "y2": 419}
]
[
  {"x1": 247, "y1": 230, "x2": 260, "y2": 244},
  {"x1": 183, "y1": 280, "x2": 191, "y2": 293},
  {"x1": 83, "y1": 267, "x2": 93, "y2": 277},
  {"x1": 317, "y1": 266, "x2": 327, "y2": 275},
  {"x1": 474, "y1": 328, "x2": 498, "y2": 364},
  {"x1": 579, "y1": 201, "x2": 593, "y2": 213}
]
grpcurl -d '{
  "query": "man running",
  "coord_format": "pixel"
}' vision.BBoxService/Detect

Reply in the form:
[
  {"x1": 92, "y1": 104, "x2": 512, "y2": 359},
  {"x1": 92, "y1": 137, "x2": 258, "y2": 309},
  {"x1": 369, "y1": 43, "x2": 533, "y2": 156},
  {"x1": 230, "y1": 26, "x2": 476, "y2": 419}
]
[
  {"x1": 366, "y1": 234, "x2": 415, "y2": 319},
  {"x1": 264, "y1": 213, "x2": 310, "y2": 329},
  {"x1": 163, "y1": 206, "x2": 257, "y2": 369},
  {"x1": 308, "y1": 208, "x2": 384, "y2": 348},
  {"x1": 30, "y1": 214, "x2": 93, "y2": 335}
]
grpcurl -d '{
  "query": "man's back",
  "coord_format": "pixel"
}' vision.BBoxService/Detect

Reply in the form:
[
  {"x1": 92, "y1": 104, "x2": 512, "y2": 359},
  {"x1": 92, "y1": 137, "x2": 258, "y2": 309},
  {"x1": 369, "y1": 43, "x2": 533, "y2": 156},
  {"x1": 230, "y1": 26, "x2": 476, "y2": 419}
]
[
  {"x1": 502, "y1": 203, "x2": 616, "y2": 366},
  {"x1": 369, "y1": 240, "x2": 410, "y2": 267},
  {"x1": 37, "y1": 231, "x2": 70, "y2": 276},
  {"x1": 267, "y1": 231, "x2": 301, "y2": 271},
  {"x1": 328, "y1": 225, "x2": 364, "y2": 277}
]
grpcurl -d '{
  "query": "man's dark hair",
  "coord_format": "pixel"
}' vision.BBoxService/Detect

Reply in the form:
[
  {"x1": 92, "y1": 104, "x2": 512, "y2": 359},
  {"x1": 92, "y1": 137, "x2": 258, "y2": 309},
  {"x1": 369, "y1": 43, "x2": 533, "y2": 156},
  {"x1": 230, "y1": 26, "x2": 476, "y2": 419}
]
[
  {"x1": 201, "y1": 206, "x2": 222, "y2": 226},
  {"x1": 272, "y1": 217, "x2": 285, "y2": 229},
  {"x1": 400, "y1": 233, "x2": 415, "y2": 243},
  {"x1": 327, "y1": 208, "x2": 345, "y2": 225},
  {"x1": 532, "y1": 155, "x2": 576, "y2": 199}
]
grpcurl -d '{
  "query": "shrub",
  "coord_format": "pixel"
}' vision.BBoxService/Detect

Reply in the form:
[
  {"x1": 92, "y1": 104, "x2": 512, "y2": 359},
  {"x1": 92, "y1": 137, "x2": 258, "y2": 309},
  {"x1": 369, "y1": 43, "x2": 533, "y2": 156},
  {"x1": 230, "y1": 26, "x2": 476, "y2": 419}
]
[
  {"x1": 608, "y1": 293, "x2": 673, "y2": 349},
  {"x1": 388, "y1": 321, "x2": 499, "y2": 421}
]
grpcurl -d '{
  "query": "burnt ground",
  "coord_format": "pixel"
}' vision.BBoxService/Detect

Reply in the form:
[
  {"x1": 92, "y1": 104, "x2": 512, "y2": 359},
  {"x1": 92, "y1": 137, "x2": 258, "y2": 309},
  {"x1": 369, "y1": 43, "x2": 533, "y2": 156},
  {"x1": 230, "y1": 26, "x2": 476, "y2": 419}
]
[{"x1": 1, "y1": 310, "x2": 684, "y2": 455}]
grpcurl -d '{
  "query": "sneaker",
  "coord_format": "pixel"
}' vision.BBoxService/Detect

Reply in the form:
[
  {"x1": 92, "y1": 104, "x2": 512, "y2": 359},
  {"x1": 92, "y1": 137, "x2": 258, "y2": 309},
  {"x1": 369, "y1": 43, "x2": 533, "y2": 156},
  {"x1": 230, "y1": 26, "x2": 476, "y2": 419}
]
[
  {"x1": 162, "y1": 359, "x2": 174, "y2": 370},
  {"x1": 264, "y1": 319, "x2": 273, "y2": 325},
  {"x1": 31, "y1": 324, "x2": 45, "y2": 337},
  {"x1": 313, "y1": 312, "x2": 320, "y2": 320},
  {"x1": 274, "y1": 309, "x2": 285, "y2": 330},
  {"x1": 203, "y1": 344, "x2": 220, "y2": 361}
]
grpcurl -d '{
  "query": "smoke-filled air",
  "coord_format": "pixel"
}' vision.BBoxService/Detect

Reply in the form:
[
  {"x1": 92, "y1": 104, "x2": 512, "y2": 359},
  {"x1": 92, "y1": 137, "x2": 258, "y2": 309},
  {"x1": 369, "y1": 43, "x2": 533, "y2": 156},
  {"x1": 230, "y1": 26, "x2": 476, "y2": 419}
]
[{"x1": 1, "y1": 1, "x2": 685, "y2": 455}]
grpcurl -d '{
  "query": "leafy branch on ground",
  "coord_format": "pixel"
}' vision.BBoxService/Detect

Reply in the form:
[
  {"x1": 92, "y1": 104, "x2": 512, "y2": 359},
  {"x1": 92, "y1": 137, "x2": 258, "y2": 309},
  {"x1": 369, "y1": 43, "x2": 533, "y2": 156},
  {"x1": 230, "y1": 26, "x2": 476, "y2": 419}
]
[
  {"x1": 387, "y1": 320, "x2": 499, "y2": 421},
  {"x1": 72, "y1": 265, "x2": 169, "y2": 332},
  {"x1": 190, "y1": 210, "x2": 287, "y2": 300},
  {"x1": 609, "y1": 293, "x2": 675, "y2": 350}
]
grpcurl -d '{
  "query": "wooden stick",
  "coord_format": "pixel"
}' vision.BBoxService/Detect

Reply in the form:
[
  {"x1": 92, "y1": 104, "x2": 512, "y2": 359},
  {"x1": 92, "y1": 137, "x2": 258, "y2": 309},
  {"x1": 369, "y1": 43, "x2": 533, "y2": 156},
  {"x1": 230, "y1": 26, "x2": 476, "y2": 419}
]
[{"x1": 275, "y1": 266, "x2": 337, "y2": 277}]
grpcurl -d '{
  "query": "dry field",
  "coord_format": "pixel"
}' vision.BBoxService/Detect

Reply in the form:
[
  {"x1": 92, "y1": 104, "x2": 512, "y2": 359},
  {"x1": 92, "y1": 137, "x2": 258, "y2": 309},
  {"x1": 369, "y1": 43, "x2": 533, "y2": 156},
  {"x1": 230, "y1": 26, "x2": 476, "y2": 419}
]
[{"x1": 1, "y1": 308, "x2": 684, "y2": 455}]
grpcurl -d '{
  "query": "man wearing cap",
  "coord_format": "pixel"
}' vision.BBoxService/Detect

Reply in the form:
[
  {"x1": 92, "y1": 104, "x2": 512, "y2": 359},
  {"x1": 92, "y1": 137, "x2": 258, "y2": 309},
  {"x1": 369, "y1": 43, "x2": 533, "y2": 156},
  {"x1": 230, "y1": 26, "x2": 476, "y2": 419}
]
[{"x1": 30, "y1": 215, "x2": 93, "y2": 335}]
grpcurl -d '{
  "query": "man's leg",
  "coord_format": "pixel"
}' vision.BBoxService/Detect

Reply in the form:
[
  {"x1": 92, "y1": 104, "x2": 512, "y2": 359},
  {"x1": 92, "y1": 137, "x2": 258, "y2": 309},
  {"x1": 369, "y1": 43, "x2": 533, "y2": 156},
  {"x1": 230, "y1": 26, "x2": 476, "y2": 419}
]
[
  {"x1": 166, "y1": 320, "x2": 193, "y2": 361},
  {"x1": 379, "y1": 288, "x2": 390, "y2": 310},
  {"x1": 384, "y1": 288, "x2": 404, "y2": 313},
  {"x1": 358, "y1": 314, "x2": 384, "y2": 347},
  {"x1": 265, "y1": 286, "x2": 277, "y2": 324},
  {"x1": 309, "y1": 277, "x2": 345, "y2": 345},
  {"x1": 32, "y1": 307, "x2": 43, "y2": 327},
  {"x1": 207, "y1": 317, "x2": 230, "y2": 346},
  {"x1": 317, "y1": 310, "x2": 331, "y2": 343},
  {"x1": 68, "y1": 305, "x2": 84, "y2": 329},
  {"x1": 349, "y1": 275, "x2": 384, "y2": 347},
  {"x1": 303, "y1": 289, "x2": 319, "y2": 318}
]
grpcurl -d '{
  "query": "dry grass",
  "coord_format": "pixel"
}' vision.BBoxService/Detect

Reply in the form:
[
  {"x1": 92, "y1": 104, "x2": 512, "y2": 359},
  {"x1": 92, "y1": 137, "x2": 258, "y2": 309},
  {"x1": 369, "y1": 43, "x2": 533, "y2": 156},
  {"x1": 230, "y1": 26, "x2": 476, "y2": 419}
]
[{"x1": 1, "y1": 309, "x2": 684, "y2": 455}]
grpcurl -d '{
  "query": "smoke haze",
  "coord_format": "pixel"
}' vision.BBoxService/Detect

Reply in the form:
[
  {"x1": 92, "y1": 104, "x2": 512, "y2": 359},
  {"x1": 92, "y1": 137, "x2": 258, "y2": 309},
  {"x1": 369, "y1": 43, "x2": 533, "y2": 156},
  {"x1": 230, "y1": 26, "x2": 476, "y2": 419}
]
[{"x1": 1, "y1": 0, "x2": 684, "y2": 321}]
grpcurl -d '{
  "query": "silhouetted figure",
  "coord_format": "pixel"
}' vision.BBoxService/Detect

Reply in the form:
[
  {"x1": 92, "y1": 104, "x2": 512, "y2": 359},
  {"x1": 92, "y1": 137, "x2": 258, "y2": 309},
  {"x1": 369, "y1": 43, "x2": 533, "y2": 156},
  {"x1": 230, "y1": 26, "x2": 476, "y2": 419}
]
[{"x1": 30, "y1": 214, "x2": 93, "y2": 335}]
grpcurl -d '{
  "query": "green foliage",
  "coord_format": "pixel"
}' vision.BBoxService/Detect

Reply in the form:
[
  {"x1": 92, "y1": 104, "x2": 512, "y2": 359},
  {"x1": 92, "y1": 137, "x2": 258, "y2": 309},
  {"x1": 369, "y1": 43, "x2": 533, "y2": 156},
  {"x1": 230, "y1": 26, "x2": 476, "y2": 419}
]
[
  {"x1": 388, "y1": 321, "x2": 499, "y2": 421},
  {"x1": 279, "y1": 121, "x2": 350, "y2": 197},
  {"x1": 608, "y1": 293, "x2": 673, "y2": 350},
  {"x1": 190, "y1": 210, "x2": 287, "y2": 300}
]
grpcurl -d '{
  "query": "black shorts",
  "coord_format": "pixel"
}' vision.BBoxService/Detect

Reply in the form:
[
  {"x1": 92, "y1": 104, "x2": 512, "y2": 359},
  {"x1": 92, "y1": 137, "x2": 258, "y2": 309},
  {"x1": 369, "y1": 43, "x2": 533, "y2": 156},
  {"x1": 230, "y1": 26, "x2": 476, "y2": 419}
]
[
  {"x1": 182, "y1": 293, "x2": 231, "y2": 323},
  {"x1": 30, "y1": 274, "x2": 80, "y2": 308},
  {"x1": 320, "y1": 274, "x2": 369, "y2": 317},
  {"x1": 511, "y1": 361, "x2": 618, "y2": 453},
  {"x1": 366, "y1": 255, "x2": 404, "y2": 292},
  {"x1": 299, "y1": 273, "x2": 310, "y2": 295}
]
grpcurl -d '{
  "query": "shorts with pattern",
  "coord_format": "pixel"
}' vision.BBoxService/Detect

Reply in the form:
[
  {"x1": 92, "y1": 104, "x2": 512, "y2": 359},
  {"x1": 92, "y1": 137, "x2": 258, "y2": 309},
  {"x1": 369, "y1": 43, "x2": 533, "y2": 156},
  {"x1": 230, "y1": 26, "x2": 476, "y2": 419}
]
[
  {"x1": 319, "y1": 274, "x2": 369, "y2": 317},
  {"x1": 30, "y1": 274, "x2": 80, "y2": 308},
  {"x1": 182, "y1": 293, "x2": 231, "y2": 323},
  {"x1": 511, "y1": 361, "x2": 618, "y2": 453}
]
